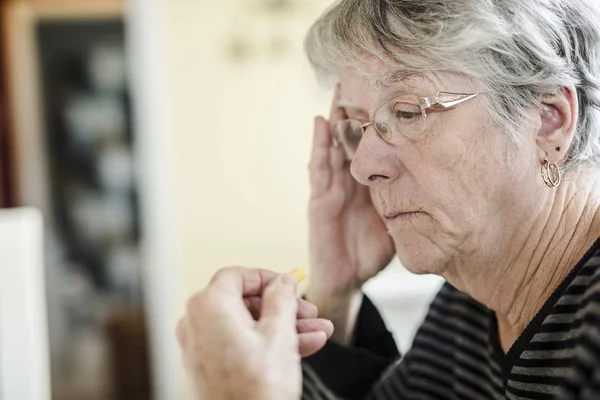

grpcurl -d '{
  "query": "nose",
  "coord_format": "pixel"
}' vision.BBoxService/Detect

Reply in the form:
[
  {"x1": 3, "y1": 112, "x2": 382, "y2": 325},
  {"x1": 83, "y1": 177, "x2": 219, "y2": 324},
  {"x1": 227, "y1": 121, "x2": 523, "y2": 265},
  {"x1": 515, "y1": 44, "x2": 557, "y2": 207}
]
[{"x1": 350, "y1": 124, "x2": 401, "y2": 186}]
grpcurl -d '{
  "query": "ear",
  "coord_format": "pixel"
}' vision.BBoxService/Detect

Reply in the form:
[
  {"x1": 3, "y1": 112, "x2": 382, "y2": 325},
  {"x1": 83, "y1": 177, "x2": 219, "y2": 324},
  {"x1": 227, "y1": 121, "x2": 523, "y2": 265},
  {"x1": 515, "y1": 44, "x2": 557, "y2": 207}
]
[{"x1": 535, "y1": 86, "x2": 578, "y2": 165}]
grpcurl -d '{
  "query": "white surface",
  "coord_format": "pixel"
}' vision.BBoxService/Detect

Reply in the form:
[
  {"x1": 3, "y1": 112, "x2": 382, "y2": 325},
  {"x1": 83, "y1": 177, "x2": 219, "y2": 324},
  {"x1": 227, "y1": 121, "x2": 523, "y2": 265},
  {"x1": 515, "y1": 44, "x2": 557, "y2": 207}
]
[
  {"x1": 0, "y1": 208, "x2": 51, "y2": 400},
  {"x1": 363, "y1": 260, "x2": 444, "y2": 352}
]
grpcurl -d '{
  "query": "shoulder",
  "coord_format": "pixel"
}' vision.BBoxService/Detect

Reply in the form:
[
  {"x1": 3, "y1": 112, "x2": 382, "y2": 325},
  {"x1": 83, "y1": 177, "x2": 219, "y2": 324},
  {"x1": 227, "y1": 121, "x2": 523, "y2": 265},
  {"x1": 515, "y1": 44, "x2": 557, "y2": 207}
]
[
  {"x1": 415, "y1": 281, "x2": 491, "y2": 345},
  {"x1": 576, "y1": 244, "x2": 600, "y2": 321},
  {"x1": 431, "y1": 281, "x2": 490, "y2": 316},
  {"x1": 556, "y1": 243, "x2": 600, "y2": 398}
]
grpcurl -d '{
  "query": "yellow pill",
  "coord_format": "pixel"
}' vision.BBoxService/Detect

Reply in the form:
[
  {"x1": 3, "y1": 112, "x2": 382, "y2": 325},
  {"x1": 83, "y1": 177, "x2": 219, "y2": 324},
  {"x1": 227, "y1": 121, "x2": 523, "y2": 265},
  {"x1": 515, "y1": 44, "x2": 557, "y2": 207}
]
[{"x1": 291, "y1": 268, "x2": 306, "y2": 283}]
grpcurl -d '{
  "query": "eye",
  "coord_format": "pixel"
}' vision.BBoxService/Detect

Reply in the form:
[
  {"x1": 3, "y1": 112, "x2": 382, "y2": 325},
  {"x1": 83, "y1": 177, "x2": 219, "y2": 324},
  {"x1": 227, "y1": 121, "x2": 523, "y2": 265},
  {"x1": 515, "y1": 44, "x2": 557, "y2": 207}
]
[
  {"x1": 395, "y1": 110, "x2": 419, "y2": 119},
  {"x1": 392, "y1": 101, "x2": 421, "y2": 120}
]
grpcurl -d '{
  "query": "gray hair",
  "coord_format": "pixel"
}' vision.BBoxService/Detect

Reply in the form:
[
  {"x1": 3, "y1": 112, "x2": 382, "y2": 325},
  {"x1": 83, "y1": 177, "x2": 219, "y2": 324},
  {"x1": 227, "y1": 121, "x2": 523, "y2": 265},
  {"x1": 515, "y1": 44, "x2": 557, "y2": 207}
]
[{"x1": 305, "y1": 0, "x2": 600, "y2": 170}]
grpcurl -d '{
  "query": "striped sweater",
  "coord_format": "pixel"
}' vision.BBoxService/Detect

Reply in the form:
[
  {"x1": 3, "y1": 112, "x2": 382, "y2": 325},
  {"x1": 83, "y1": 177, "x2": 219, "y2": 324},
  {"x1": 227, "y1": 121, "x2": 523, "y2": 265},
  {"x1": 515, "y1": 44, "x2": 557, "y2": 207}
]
[{"x1": 302, "y1": 237, "x2": 600, "y2": 399}]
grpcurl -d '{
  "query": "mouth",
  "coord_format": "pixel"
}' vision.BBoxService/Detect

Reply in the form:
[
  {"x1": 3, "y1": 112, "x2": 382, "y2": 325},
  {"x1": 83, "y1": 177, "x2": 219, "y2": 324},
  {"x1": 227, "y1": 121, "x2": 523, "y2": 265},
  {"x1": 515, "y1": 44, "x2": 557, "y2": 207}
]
[{"x1": 384, "y1": 211, "x2": 422, "y2": 224}]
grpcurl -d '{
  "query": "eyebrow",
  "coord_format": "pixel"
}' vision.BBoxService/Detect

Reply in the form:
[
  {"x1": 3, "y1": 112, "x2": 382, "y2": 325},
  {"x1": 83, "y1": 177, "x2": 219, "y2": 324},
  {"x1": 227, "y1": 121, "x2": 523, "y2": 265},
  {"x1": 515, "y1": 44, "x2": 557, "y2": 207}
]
[
  {"x1": 370, "y1": 70, "x2": 423, "y2": 90},
  {"x1": 337, "y1": 86, "x2": 412, "y2": 112},
  {"x1": 337, "y1": 70, "x2": 424, "y2": 111}
]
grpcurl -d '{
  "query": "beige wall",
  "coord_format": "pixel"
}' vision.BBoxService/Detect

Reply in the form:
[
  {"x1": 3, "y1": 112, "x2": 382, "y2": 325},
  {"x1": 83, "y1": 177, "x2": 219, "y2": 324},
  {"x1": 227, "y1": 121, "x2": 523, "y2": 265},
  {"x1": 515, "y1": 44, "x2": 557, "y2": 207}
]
[
  {"x1": 160, "y1": 1, "x2": 331, "y2": 302},
  {"x1": 132, "y1": 3, "x2": 443, "y2": 398},
  {"x1": 131, "y1": 1, "x2": 334, "y2": 397}
]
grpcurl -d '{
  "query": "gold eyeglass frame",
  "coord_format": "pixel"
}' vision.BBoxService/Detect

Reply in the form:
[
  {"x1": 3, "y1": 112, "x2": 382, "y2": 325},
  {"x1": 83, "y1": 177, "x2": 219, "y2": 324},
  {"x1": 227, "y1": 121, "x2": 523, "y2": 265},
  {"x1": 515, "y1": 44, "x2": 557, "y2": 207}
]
[{"x1": 358, "y1": 91, "x2": 482, "y2": 139}]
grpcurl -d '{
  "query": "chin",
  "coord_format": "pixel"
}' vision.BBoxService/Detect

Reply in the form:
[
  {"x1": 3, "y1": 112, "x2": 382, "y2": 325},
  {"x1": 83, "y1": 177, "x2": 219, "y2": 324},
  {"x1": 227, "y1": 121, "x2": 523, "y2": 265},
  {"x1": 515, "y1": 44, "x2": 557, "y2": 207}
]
[{"x1": 392, "y1": 233, "x2": 448, "y2": 276}]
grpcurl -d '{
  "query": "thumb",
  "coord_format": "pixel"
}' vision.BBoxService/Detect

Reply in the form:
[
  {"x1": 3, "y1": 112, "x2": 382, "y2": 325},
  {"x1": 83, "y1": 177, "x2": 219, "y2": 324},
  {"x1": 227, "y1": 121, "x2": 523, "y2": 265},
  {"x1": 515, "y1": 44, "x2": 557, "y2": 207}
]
[{"x1": 258, "y1": 274, "x2": 298, "y2": 337}]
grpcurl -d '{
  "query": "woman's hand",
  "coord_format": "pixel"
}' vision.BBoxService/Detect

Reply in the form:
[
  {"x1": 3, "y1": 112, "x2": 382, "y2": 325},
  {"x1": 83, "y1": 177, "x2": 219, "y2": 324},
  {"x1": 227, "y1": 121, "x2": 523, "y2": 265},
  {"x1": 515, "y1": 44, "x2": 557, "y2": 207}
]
[
  {"x1": 177, "y1": 267, "x2": 333, "y2": 400},
  {"x1": 307, "y1": 85, "x2": 395, "y2": 342}
]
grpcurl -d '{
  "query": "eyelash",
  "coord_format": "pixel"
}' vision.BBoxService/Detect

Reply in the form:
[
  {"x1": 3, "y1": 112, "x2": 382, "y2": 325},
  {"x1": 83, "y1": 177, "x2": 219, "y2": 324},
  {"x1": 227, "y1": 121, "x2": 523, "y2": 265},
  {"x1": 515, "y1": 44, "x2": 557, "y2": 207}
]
[{"x1": 395, "y1": 110, "x2": 419, "y2": 119}]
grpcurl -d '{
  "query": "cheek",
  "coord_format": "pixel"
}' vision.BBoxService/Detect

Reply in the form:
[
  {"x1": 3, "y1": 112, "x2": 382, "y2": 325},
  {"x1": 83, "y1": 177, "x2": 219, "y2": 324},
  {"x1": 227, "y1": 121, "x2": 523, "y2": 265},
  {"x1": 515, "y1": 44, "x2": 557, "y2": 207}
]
[
  {"x1": 409, "y1": 125, "x2": 473, "y2": 190},
  {"x1": 423, "y1": 114, "x2": 504, "y2": 187},
  {"x1": 404, "y1": 120, "x2": 500, "y2": 231}
]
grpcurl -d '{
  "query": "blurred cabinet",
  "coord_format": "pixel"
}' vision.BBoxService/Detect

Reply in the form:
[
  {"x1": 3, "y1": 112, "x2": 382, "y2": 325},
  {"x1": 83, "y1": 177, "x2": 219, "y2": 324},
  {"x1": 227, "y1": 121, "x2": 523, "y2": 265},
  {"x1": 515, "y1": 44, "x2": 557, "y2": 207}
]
[
  {"x1": 2, "y1": 1, "x2": 151, "y2": 399},
  {"x1": 0, "y1": 0, "x2": 15, "y2": 207}
]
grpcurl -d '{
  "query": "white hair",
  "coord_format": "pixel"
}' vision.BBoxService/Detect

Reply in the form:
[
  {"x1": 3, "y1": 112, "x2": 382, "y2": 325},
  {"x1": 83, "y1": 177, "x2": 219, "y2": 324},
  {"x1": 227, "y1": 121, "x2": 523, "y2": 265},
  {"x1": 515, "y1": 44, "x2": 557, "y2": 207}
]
[{"x1": 305, "y1": 0, "x2": 600, "y2": 170}]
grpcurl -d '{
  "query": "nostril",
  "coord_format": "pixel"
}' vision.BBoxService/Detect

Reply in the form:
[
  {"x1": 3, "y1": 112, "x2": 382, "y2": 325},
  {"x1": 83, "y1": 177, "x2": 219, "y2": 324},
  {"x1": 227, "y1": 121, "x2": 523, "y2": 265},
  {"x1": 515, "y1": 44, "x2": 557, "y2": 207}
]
[{"x1": 368, "y1": 174, "x2": 388, "y2": 182}]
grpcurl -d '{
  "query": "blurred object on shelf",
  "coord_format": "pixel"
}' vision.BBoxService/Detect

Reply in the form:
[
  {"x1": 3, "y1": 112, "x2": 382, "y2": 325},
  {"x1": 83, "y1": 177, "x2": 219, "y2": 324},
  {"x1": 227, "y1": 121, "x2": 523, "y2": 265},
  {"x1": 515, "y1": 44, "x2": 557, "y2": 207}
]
[{"x1": 2, "y1": 1, "x2": 151, "y2": 398}]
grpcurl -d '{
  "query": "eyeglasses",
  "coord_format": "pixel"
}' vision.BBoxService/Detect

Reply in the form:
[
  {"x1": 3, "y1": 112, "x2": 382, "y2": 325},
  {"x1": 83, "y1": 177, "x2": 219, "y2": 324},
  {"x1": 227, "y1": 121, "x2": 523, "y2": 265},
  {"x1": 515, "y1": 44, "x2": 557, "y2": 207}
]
[{"x1": 333, "y1": 91, "x2": 482, "y2": 160}]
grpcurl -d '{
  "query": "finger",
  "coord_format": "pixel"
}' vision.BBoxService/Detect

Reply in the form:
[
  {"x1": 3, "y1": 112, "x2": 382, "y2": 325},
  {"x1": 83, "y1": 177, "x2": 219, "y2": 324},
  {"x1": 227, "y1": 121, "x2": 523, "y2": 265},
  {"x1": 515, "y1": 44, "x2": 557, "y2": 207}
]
[
  {"x1": 243, "y1": 296, "x2": 262, "y2": 320},
  {"x1": 324, "y1": 85, "x2": 350, "y2": 190},
  {"x1": 297, "y1": 298, "x2": 319, "y2": 319},
  {"x1": 328, "y1": 83, "x2": 346, "y2": 126},
  {"x1": 244, "y1": 296, "x2": 319, "y2": 321},
  {"x1": 296, "y1": 318, "x2": 334, "y2": 338},
  {"x1": 298, "y1": 331, "x2": 328, "y2": 358},
  {"x1": 309, "y1": 116, "x2": 332, "y2": 196},
  {"x1": 330, "y1": 137, "x2": 348, "y2": 184},
  {"x1": 210, "y1": 267, "x2": 279, "y2": 297},
  {"x1": 258, "y1": 274, "x2": 298, "y2": 337}
]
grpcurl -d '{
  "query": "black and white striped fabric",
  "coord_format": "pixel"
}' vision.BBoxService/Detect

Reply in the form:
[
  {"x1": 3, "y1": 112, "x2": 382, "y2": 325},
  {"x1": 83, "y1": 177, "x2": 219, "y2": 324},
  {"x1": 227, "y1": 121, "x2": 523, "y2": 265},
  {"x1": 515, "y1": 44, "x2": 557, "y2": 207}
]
[{"x1": 302, "y1": 238, "x2": 600, "y2": 400}]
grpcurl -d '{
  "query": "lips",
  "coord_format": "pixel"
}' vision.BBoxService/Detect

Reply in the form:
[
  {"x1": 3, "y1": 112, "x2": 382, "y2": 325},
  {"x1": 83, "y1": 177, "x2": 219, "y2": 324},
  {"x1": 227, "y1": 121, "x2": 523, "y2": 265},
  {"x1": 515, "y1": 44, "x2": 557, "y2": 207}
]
[
  {"x1": 383, "y1": 211, "x2": 422, "y2": 224},
  {"x1": 384, "y1": 211, "x2": 418, "y2": 219}
]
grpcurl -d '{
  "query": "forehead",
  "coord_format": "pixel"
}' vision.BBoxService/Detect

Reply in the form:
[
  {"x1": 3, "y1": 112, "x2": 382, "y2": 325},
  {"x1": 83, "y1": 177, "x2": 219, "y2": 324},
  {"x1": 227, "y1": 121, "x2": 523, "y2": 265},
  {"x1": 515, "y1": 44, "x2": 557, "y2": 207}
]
[
  {"x1": 339, "y1": 72, "x2": 422, "y2": 107},
  {"x1": 338, "y1": 58, "x2": 469, "y2": 109},
  {"x1": 339, "y1": 67, "x2": 428, "y2": 109}
]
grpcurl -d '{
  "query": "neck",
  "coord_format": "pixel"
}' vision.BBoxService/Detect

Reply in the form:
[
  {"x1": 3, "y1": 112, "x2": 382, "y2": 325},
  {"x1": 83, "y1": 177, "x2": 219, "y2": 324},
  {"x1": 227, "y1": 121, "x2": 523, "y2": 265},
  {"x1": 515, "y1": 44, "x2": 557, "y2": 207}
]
[{"x1": 450, "y1": 168, "x2": 600, "y2": 352}]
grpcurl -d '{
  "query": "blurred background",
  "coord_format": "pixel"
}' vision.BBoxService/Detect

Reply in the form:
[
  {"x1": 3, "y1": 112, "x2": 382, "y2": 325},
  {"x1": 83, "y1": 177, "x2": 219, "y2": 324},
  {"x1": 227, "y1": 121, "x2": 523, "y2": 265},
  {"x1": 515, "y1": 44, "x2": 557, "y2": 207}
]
[{"x1": 0, "y1": 0, "x2": 443, "y2": 399}]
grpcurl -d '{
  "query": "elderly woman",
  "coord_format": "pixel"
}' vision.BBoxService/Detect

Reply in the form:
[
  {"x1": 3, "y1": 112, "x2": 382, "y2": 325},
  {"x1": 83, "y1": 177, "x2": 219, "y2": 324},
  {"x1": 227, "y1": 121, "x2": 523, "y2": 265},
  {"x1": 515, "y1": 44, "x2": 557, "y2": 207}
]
[{"x1": 177, "y1": 0, "x2": 600, "y2": 398}]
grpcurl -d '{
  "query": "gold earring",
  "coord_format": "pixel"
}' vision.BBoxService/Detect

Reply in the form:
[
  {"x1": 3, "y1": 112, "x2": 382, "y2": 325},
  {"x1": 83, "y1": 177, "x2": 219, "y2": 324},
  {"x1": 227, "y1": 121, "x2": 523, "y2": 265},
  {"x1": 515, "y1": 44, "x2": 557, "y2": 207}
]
[{"x1": 541, "y1": 157, "x2": 561, "y2": 187}]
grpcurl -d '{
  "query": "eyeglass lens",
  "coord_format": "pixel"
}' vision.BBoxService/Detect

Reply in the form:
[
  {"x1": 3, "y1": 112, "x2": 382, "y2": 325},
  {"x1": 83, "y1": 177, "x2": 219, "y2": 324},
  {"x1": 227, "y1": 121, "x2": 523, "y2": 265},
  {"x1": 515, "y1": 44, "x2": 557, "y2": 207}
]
[{"x1": 333, "y1": 94, "x2": 426, "y2": 160}]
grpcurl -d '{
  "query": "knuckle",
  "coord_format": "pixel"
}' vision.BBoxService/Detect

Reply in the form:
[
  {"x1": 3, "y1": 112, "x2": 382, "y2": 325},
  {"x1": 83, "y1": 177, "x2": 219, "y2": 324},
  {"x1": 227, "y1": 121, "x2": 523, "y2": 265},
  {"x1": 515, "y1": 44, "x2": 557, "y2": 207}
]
[
  {"x1": 185, "y1": 290, "x2": 213, "y2": 318},
  {"x1": 185, "y1": 293, "x2": 200, "y2": 316},
  {"x1": 210, "y1": 265, "x2": 242, "y2": 282}
]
